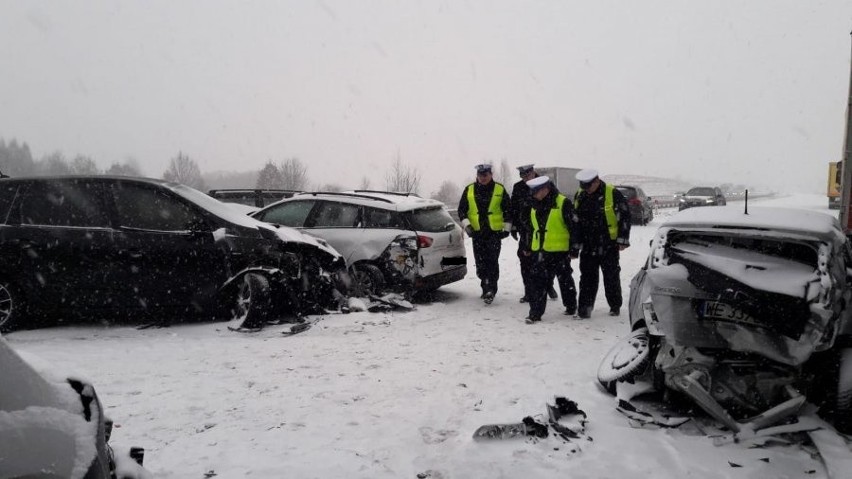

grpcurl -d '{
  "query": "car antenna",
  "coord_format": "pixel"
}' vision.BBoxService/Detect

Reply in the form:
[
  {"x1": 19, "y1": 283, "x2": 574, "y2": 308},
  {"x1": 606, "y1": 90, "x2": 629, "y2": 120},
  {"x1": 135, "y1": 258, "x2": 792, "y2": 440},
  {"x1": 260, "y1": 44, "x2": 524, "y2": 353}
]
[{"x1": 744, "y1": 189, "x2": 749, "y2": 215}]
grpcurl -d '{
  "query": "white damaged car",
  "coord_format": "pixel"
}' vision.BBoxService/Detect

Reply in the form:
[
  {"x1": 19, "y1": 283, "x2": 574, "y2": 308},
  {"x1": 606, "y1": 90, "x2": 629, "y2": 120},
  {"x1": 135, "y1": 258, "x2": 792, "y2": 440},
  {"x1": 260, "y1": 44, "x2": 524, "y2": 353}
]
[{"x1": 598, "y1": 206, "x2": 852, "y2": 433}]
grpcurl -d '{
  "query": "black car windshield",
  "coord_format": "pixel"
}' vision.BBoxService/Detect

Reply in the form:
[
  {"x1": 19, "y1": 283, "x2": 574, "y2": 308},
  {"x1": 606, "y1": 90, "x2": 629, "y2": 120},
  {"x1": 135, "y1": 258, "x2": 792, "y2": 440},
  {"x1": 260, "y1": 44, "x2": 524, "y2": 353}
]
[
  {"x1": 686, "y1": 187, "x2": 716, "y2": 196},
  {"x1": 405, "y1": 207, "x2": 456, "y2": 233}
]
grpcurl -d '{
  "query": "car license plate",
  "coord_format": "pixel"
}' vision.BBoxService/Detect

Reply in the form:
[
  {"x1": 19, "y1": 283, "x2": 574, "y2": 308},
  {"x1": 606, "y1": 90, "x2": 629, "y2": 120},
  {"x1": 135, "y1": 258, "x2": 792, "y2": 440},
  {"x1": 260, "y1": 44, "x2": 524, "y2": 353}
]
[{"x1": 700, "y1": 301, "x2": 757, "y2": 326}]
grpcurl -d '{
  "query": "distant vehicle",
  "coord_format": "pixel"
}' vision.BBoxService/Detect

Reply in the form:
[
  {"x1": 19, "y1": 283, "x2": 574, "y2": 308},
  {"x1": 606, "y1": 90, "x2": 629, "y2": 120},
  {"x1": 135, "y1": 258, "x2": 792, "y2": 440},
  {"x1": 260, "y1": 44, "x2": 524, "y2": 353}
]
[
  {"x1": 677, "y1": 186, "x2": 726, "y2": 211},
  {"x1": 598, "y1": 206, "x2": 852, "y2": 433},
  {"x1": 829, "y1": 161, "x2": 843, "y2": 209},
  {"x1": 614, "y1": 185, "x2": 654, "y2": 225},
  {"x1": 0, "y1": 176, "x2": 346, "y2": 332},
  {"x1": 534, "y1": 167, "x2": 583, "y2": 199},
  {"x1": 208, "y1": 189, "x2": 302, "y2": 208},
  {"x1": 0, "y1": 337, "x2": 150, "y2": 478},
  {"x1": 252, "y1": 190, "x2": 467, "y2": 295}
]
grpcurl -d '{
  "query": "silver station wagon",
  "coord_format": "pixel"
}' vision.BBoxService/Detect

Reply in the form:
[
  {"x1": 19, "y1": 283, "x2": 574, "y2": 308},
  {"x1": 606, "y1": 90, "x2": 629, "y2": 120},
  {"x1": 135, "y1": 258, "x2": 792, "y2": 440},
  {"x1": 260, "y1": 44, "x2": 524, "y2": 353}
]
[{"x1": 252, "y1": 191, "x2": 467, "y2": 296}]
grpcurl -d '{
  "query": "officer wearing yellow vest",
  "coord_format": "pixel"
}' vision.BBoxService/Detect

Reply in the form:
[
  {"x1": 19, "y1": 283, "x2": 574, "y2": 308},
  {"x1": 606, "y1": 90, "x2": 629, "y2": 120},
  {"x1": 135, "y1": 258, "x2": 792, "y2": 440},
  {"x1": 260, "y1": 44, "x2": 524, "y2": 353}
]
[
  {"x1": 457, "y1": 163, "x2": 512, "y2": 304},
  {"x1": 572, "y1": 169, "x2": 631, "y2": 319},
  {"x1": 523, "y1": 176, "x2": 578, "y2": 323}
]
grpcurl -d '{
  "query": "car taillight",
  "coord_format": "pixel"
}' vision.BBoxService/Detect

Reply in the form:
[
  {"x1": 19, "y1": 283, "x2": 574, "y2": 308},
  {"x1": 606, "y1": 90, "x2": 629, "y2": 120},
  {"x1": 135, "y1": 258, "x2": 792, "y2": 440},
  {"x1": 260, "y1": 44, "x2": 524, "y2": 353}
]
[
  {"x1": 628, "y1": 198, "x2": 641, "y2": 205},
  {"x1": 417, "y1": 235, "x2": 434, "y2": 248}
]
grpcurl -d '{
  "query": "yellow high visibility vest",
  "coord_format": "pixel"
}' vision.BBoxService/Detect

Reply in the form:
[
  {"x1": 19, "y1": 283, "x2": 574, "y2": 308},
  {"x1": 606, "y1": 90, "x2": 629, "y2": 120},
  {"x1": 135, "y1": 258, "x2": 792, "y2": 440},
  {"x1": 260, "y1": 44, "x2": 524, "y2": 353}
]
[
  {"x1": 466, "y1": 183, "x2": 505, "y2": 231},
  {"x1": 530, "y1": 194, "x2": 570, "y2": 252},
  {"x1": 574, "y1": 184, "x2": 618, "y2": 240}
]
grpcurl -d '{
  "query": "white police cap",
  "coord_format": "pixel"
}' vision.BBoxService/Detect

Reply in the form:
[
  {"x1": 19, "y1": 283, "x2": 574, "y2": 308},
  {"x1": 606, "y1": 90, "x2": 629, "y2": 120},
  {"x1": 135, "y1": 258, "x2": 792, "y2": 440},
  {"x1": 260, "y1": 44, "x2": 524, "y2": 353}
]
[
  {"x1": 526, "y1": 175, "x2": 550, "y2": 192},
  {"x1": 575, "y1": 169, "x2": 599, "y2": 183}
]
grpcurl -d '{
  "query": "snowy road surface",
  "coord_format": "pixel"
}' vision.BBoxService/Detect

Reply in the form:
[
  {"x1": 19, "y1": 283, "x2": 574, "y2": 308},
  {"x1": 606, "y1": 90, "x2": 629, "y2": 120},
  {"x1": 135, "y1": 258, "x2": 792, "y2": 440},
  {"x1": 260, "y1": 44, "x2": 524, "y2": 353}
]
[{"x1": 7, "y1": 194, "x2": 848, "y2": 478}]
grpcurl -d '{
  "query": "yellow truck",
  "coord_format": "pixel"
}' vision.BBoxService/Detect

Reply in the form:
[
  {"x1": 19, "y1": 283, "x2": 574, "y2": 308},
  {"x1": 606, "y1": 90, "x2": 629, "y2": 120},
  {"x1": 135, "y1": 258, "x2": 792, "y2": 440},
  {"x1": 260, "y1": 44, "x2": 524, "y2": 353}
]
[{"x1": 829, "y1": 160, "x2": 842, "y2": 209}]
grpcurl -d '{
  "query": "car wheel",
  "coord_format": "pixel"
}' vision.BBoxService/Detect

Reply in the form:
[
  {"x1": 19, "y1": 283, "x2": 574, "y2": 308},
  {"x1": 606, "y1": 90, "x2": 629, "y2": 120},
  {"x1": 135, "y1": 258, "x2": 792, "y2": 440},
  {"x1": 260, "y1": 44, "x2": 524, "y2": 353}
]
[
  {"x1": 0, "y1": 281, "x2": 24, "y2": 333},
  {"x1": 597, "y1": 328, "x2": 652, "y2": 395},
  {"x1": 834, "y1": 347, "x2": 852, "y2": 433},
  {"x1": 350, "y1": 263, "x2": 385, "y2": 297},
  {"x1": 230, "y1": 272, "x2": 272, "y2": 327}
]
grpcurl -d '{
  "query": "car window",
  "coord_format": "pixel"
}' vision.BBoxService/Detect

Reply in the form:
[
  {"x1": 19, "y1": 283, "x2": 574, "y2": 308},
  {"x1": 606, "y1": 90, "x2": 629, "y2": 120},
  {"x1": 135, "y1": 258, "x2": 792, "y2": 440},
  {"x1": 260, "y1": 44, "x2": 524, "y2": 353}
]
[
  {"x1": 686, "y1": 187, "x2": 715, "y2": 196},
  {"x1": 18, "y1": 180, "x2": 110, "y2": 227},
  {"x1": 112, "y1": 182, "x2": 196, "y2": 231},
  {"x1": 616, "y1": 187, "x2": 636, "y2": 199},
  {"x1": 310, "y1": 201, "x2": 360, "y2": 227},
  {"x1": 256, "y1": 200, "x2": 315, "y2": 227},
  {"x1": 363, "y1": 206, "x2": 403, "y2": 228},
  {"x1": 404, "y1": 207, "x2": 456, "y2": 233},
  {"x1": 0, "y1": 183, "x2": 19, "y2": 224},
  {"x1": 636, "y1": 188, "x2": 646, "y2": 200}
]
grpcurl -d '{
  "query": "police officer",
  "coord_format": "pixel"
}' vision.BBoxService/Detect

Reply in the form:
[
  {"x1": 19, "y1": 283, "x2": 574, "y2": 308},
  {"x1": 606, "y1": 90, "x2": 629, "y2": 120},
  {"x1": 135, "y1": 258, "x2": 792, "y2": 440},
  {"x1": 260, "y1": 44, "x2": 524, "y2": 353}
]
[
  {"x1": 572, "y1": 169, "x2": 631, "y2": 319},
  {"x1": 458, "y1": 163, "x2": 512, "y2": 304},
  {"x1": 510, "y1": 164, "x2": 557, "y2": 303},
  {"x1": 524, "y1": 176, "x2": 578, "y2": 323}
]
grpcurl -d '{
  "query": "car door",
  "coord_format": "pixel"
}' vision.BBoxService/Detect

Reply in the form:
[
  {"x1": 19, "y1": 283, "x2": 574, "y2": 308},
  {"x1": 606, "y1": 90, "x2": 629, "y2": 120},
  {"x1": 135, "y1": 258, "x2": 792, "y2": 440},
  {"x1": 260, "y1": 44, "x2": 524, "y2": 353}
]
[
  {"x1": 302, "y1": 200, "x2": 365, "y2": 264},
  {"x1": 109, "y1": 180, "x2": 227, "y2": 313},
  {"x1": 6, "y1": 179, "x2": 118, "y2": 312}
]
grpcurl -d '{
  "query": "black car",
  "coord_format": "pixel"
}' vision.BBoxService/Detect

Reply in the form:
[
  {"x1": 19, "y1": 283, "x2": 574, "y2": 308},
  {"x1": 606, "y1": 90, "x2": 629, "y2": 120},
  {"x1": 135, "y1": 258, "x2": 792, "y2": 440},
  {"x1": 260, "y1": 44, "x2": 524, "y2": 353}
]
[
  {"x1": 614, "y1": 185, "x2": 654, "y2": 225},
  {"x1": 677, "y1": 186, "x2": 727, "y2": 211},
  {"x1": 0, "y1": 176, "x2": 346, "y2": 332},
  {"x1": 0, "y1": 337, "x2": 150, "y2": 478}
]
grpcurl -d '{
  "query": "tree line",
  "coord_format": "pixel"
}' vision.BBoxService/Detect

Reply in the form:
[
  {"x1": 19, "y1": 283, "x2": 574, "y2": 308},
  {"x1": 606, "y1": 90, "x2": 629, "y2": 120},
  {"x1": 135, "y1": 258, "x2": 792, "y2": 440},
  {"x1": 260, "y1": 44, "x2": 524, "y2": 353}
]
[{"x1": 0, "y1": 136, "x2": 484, "y2": 206}]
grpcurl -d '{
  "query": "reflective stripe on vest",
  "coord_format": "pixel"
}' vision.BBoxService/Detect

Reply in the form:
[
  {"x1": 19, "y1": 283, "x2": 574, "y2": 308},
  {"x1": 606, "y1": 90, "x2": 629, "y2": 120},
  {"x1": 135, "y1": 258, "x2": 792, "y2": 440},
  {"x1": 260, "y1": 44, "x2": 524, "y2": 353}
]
[
  {"x1": 574, "y1": 184, "x2": 618, "y2": 240},
  {"x1": 530, "y1": 194, "x2": 570, "y2": 252},
  {"x1": 466, "y1": 183, "x2": 505, "y2": 231}
]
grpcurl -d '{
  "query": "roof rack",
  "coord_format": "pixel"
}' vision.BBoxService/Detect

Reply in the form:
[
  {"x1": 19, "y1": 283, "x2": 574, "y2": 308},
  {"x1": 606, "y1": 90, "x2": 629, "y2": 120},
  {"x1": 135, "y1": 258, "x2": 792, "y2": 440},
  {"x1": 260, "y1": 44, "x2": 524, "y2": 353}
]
[
  {"x1": 350, "y1": 189, "x2": 421, "y2": 198},
  {"x1": 296, "y1": 191, "x2": 395, "y2": 204}
]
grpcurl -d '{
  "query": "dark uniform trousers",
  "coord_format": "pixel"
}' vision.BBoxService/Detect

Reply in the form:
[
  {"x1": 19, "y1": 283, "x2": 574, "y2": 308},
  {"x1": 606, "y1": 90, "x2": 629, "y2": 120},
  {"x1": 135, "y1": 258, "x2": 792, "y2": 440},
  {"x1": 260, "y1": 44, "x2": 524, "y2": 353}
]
[
  {"x1": 528, "y1": 252, "x2": 577, "y2": 319},
  {"x1": 578, "y1": 246, "x2": 622, "y2": 311},
  {"x1": 472, "y1": 235, "x2": 502, "y2": 295}
]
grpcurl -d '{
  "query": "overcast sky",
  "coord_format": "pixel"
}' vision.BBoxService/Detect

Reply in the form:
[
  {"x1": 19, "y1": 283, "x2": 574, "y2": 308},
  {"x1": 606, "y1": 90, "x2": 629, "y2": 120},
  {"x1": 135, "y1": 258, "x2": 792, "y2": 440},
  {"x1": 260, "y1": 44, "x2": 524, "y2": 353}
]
[{"x1": 1, "y1": 1, "x2": 851, "y2": 195}]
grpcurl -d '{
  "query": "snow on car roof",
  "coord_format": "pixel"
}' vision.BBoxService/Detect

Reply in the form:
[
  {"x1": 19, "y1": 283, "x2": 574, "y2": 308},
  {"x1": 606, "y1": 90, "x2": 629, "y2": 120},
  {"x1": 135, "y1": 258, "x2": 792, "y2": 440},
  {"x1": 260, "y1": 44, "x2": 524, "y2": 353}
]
[
  {"x1": 664, "y1": 206, "x2": 843, "y2": 241},
  {"x1": 293, "y1": 191, "x2": 446, "y2": 211}
]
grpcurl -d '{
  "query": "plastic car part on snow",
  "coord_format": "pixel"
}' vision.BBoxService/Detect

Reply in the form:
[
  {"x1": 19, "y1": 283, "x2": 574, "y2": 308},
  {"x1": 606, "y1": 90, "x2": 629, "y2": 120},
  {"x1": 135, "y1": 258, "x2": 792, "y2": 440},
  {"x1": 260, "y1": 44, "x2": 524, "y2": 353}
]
[
  {"x1": 0, "y1": 280, "x2": 24, "y2": 333},
  {"x1": 597, "y1": 328, "x2": 652, "y2": 394}
]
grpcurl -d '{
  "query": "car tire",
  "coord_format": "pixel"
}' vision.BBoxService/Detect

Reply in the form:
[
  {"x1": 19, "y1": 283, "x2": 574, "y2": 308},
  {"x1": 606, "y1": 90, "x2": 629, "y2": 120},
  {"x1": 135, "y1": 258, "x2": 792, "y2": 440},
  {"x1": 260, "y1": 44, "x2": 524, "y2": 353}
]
[
  {"x1": 350, "y1": 263, "x2": 385, "y2": 297},
  {"x1": 597, "y1": 328, "x2": 652, "y2": 394},
  {"x1": 229, "y1": 272, "x2": 272, "y2": 327},
  {"x1": 0, "y1": 281, "x2": 25, "y2": 333},
  {"x1": 834, "y1": 347, "x2": 852, "y2": 433}
]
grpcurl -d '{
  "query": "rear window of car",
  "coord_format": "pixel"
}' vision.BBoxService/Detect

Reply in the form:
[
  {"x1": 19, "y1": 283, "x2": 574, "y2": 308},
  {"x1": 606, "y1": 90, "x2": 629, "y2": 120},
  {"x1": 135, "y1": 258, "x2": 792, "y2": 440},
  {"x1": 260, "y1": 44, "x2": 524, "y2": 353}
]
[
  {"x1": 687, "y1": 187, "x2": 716, "y2": 196},
  {"x1": 404, "y1": 207, "x2": 456, "y2": 233},
  {"x1": 616, "y1": 187, "x2": 636, "y2": 199},
  {"x1": 18, "y1": 180, "x2": 110, "y2": 228},
  {"x1": 363, "y1": 207, "x2": 403, "y2": 228}
]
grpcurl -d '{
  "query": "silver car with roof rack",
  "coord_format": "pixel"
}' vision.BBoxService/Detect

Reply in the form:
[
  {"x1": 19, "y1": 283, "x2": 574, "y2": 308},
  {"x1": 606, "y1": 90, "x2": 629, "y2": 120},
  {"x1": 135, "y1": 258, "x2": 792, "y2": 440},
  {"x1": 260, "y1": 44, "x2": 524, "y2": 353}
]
[{"x1": 251, "y1": 190, "x2": 467, "y2": 295}]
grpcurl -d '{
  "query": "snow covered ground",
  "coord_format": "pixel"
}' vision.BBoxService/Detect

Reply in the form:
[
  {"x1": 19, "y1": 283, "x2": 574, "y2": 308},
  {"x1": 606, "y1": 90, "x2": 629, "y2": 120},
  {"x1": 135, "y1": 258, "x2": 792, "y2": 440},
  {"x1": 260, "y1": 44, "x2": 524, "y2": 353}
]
[{"x1": 6, "y1": 193, "x2": 848, "y2": 479}]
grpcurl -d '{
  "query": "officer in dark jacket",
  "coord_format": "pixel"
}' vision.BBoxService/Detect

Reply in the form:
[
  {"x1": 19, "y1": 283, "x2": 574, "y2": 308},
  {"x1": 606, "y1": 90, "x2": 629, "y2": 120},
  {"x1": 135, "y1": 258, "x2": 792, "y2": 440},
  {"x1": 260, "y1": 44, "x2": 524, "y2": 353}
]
[
  {"x1": 457, "y1": 163, "x2": 512, "y2": 304},
  {"x1": 524, "y1": 176, "x2": 578, "y2": 323},
  {"x1": 572, "y1": 169, "x2": 631, "y2": 319},
  {"x1": 510, "y1": 164, "x2": 558, "y2": 303}
]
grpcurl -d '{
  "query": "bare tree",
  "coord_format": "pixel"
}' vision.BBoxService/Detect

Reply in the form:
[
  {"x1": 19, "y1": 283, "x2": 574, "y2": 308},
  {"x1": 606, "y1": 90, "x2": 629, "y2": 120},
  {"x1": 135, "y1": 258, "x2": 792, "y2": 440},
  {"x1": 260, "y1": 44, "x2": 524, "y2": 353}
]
[
  {"x1": 497, "y1": 158, "x2": 511, "y2": 186},
  {"x1": 105, "y1": 160, "x2": 141, "y2": 176},
  {"x1": 70, "y1": 155, "x2": 100, "y2": 174},
  {"x1": 279, "y1": 158, "x2": 308, "y2": 190},
  {"x1": 384, "y1": 151, "x2": 420, "y2": 194},
  {"x1": 163, "y1": 151, "x2": 205, "y2": 189},
  {"x1": 256, "y1": 160, "x2": 284, "y2": 189},
  {"x1": 38, "y1": 151, "x2": 72, "y2": 175},
  {"x1": 430, "y1": 180, "x2": 461, "y2": 206},
  {"x1": 358, "y1": 175, "x2": 371, "y2": 190}
]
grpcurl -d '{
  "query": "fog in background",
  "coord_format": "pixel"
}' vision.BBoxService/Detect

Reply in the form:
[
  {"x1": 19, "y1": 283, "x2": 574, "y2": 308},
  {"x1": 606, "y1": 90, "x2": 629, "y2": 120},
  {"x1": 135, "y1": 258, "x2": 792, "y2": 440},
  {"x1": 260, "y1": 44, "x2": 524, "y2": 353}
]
[{"x1": 1, "y1": 0, "x2": 851, "y2": 195}]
